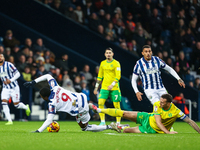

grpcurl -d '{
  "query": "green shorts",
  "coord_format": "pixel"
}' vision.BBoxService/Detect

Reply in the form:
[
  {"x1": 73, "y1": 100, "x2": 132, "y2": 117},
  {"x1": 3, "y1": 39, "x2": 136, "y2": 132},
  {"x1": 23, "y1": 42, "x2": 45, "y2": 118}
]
[
  {"x1": 136, "y1": 112, "x2": 156, "y2": 134},
  {"x1": 99, "y1": 89, "x2": 121, "y2": 102}
]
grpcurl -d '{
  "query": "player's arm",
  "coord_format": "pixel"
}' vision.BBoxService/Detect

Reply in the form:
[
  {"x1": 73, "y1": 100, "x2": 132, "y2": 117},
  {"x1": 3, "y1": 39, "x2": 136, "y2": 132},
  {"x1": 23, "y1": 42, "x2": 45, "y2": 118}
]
[
  {"x1": 94, "y1": 63, "x2": 103, "y2": 95},
  {"x1": 33, "y1": 103, "x2": 56, "y2": 133},
  {"x1": 24, "y1": 74, "x2": 54, "y2": 87},
  {"x1": 183, "y1": 116, "x2": 200, "y2": 133},
  {"x1": 154, "y1": 114, "x2": 178, "y2": 134},
  {"x1": 108, "y1": 61, "x2": 121, "y2": 90},
  {"x1": 161, "y1": 63, "x2": 185, "y2": 88},
  {"x1": 131, "y1": 73, "x2": 143, "y2": 101}
]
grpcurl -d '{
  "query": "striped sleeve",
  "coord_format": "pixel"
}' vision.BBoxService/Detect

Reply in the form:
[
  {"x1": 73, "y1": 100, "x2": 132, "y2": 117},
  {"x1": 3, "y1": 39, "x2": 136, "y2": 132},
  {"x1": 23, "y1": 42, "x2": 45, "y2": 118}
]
[
  {"x1": 133, "y1": 62, "x2": 140, "y2": 75},
  {"x1": 158, "y1": 58, "x2": 166, "y2": 68},
  {"x1": 8, "y1": 62, "x2": 17, "y2": 73}
]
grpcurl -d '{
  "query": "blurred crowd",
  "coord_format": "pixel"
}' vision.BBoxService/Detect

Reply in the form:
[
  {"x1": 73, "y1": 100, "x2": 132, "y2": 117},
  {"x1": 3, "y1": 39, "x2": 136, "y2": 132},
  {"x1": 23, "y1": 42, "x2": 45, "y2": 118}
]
[
  {"x1": 36, "y1": 0, "x2": 200, "y2": 90},
  {"x1": 0, "y1": 29, "x2": 99, "y2": 108}
]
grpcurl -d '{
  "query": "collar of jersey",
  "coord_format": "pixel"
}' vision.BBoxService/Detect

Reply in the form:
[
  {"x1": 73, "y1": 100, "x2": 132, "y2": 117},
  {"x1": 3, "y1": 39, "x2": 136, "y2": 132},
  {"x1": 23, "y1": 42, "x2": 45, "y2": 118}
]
[
  {"x1": 106, "y1": 59, "x2": 114, "y2": 63},
  {"x1": 162, "y1": 103, "x2": 172, "y2": 112},
  {"x1": 142, "y1": 57, "x2": 152, "y2": 63}
]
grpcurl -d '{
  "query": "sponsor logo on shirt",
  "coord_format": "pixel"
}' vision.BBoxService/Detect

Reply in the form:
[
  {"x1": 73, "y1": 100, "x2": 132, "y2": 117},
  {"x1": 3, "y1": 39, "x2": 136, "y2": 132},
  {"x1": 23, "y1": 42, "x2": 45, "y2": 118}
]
[{"x1": 146, "y1": 67, "x2": 158, "y2": 74}]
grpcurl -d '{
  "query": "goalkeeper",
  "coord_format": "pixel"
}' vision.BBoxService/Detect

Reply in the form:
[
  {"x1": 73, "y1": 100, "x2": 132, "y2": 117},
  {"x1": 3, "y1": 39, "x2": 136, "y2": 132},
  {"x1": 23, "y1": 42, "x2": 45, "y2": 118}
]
[{"x1": 94, "y1": 47, "x2": 122, "y2": 126}]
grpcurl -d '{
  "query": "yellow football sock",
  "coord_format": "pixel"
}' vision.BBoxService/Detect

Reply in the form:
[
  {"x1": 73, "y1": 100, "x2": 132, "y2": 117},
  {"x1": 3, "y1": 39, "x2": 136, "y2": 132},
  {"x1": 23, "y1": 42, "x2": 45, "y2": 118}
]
[
  {"x1": 98, "y1": 99, "x2": 106, "y2": 122},
  {"x1": 113, "y1": 102, "x2": 121, "y2": 123},
  {"x1": 101, "y1": 108, "x2": 124, "y2": 117}
]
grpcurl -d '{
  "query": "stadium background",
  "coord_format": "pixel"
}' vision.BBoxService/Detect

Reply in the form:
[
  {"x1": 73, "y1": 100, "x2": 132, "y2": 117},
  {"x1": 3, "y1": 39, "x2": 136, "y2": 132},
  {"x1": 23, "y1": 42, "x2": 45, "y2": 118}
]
[{"x1": 0, "y1": 0, "x2": 199, "y2": 121}]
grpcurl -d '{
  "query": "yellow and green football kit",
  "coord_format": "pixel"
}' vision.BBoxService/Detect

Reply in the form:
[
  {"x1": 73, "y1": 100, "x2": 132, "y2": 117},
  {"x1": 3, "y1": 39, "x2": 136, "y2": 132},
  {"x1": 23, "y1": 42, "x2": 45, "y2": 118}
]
[
  {"x1": 149, "y1": 101, "x2": 186, "y2": 133},
  {"x1": 97, "y1": 59, "x2": 121, "y2": 124}
]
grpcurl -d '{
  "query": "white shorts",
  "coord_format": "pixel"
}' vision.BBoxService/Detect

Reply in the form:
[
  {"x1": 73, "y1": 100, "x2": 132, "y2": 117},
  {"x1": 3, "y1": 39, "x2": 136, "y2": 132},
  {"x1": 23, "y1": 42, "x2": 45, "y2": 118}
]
[
  {"x1": 1, "y1": 86, "x2": 20, "y2": 103},
  {"x1": 76, "y1": 93, "x2": 90, "y2": 124},
  {"x1": 144, "y1": 88, "x2": 167, "y2": 105}
]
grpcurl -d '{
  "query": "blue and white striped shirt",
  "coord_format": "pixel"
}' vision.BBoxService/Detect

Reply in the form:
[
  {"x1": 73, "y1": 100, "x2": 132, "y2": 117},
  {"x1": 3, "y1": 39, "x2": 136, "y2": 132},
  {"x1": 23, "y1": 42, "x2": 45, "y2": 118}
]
[
  {"x1": 0, "y1": 61, "x2": 19, "y2": 89},
  {"x1": 133, "y1": 56, "x2": 166, "y2": 90}
]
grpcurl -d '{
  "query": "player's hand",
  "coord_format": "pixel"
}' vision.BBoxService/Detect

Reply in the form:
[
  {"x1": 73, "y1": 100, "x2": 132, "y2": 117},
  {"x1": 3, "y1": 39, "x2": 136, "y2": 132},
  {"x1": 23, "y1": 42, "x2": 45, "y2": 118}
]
[
  {"x1": 136, "y1": 92, "x2": 143, "y2": 101},
  {"x1": 24, "y1": 81, "x2": 36, "y2": 87},
  {"x1": 31, "y1": 130, "x2": 40, "y2": 133},
  {"x1": 93, "y1": 89, "x2": 98, "y2": 95},
  {"x1": 3, "y1": 78, "x2": 11, "y2": 85},
  {"x1": 178, "y1": 79, "x2": 185, "y2": 88},
  {"x1": 107, "y1": 85, "x2": 114, "y2": 91},
  {"x1": 168, "y1": 131, "x2": 178, "y2": 134}
]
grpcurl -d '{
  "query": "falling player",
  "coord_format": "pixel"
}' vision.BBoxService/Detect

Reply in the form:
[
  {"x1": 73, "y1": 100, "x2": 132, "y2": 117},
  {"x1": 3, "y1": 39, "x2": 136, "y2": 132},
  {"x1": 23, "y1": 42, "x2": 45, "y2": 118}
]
[{"x1": 24, "y1": 74, "x2": 120, "y2": 133}]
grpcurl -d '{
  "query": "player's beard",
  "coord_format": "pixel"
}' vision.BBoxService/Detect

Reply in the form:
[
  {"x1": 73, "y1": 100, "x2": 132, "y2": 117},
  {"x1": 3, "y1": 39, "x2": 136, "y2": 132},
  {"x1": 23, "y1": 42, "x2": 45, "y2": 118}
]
[{"x1": 0, "y1": 60, "x2": 3, "y2": 63}]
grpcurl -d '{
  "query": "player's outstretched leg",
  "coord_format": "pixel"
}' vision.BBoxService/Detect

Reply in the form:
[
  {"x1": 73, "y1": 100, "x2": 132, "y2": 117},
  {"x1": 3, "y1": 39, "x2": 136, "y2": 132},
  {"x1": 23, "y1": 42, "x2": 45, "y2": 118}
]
[
  {"x1": 98, "y1": 99, "x2": 106, "y2": 126},
  {"x1": 110, "y1": 122, "x2": 121, "y2": 133},
  {"x1": 14, "y1": 102, "x2": 31, "y2": 116}
]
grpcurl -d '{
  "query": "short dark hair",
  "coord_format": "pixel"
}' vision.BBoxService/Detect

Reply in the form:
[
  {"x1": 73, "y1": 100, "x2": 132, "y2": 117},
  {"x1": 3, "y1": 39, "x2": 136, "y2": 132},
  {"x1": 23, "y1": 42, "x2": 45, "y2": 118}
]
[
  {"x1": 105, "y1": 47, "x2": 113, "y2": 52},
  {"x1": 40, "y1": 87, "x2": 51, "y2": 98},
  {"x1": 142, "y1": 45, "x2": 151, "y2": 51},
  {"x1": 161, "y1": 94, "x2": 173, "y2": 103}
]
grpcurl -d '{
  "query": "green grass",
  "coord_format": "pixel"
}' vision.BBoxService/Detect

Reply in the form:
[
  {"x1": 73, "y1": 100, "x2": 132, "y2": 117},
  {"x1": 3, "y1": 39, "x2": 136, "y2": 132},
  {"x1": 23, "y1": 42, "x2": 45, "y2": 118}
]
[{"x1": 0, "y1": 121, "x2": 200, "y2": 150}]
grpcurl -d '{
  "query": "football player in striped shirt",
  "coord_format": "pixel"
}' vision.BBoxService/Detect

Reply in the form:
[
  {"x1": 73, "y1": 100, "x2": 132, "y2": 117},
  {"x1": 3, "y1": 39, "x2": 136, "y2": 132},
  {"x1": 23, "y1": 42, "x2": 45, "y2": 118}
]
[
  {"x1": 0, "y1": 54, "x2": 31, "y2": 125},
  {"x1": 89, "y1": 94, "x2": 200, "y2": 134},
  {"x1": 93, "y1": 47, "x2": 121, "y2": 126},
  {"x1": 131, "y1": 45, "x2": 185, "y2": 105}
]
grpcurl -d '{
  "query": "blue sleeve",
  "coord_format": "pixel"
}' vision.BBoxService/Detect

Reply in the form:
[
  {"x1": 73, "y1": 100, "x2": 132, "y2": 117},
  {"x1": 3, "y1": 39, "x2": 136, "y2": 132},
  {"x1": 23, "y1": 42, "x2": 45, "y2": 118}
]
[
  {"x1": 133, "y1": 63, "x2": 140, "y2": 75},
  {"x1": 48, "y1": 78, "x2": 58, "y2": 90},
  {"x1": 159, "y1": 58, "x2": 166, "y2": 68}
]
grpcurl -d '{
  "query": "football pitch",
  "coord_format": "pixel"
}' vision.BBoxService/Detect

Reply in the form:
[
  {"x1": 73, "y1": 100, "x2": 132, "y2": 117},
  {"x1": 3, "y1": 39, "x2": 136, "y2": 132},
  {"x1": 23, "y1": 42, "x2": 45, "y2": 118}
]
[{"x1": 0, "y1": 121, "x2": 200, "y2": 150}]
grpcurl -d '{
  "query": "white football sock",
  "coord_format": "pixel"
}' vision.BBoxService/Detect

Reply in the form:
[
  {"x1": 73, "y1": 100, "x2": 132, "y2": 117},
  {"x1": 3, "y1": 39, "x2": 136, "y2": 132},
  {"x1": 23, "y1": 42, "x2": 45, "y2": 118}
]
[
  {"x1": 15, "y1": 102, "x2": 28, "y2": 110},
  {"x1": 2, "y1": 104, "x2": 12, "y2": 122},
  {"x1": 84, "y1": 124, "x2": 111, "y2": 132},
  {"x1": 97, "y1": 108, "x2": 101, "y2": 113}
]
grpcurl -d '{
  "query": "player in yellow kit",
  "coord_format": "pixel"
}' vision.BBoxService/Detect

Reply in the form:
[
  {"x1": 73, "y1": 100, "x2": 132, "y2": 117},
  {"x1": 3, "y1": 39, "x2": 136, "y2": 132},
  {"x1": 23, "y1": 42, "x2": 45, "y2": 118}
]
[
  {"x1": 93, "y1": 47, "x2": 121, "y2": 126},
  {"x1": 89, "y1": 94, "x2": 200, "y2": 134}
]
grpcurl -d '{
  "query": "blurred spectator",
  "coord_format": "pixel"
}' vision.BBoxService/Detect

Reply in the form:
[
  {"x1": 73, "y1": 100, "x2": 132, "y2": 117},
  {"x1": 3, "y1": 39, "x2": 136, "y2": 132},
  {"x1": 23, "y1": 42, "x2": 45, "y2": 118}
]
[
  {"x1": 102, "y1": 0, "x2": 115, "y2": 15},
  {"x1": 74, "y1": 5, "x2": 84, "y2": 24},
  {"x1": 44, "y1": 50, "x2": 55, "y2": 64},
  {"x1": 23, "y1": 38, "x2": 33, "y2": 50},
  {"x1": 163, "y1": 10, "x2": 176, "y2": 31},
  {"x1": 73, "y1": 75, "x2": 82, "y2": 92},
  {"x1": 57, "y1": 54, "x2": 69, "y2": 72},
  {"x1": 48, "y1": 65, "x2": 57, "y2": 78},
  {"x1": 92, "y1": 66, "x2": 99, "y2": 81},
  {"x1": 81, "y1": 80, "x2": 90, "y2": 101},
  {"x1": 150, "y1": 8, "x2": 162, "y2": 38},
  {"x1": 175, "y1": 19, "x2": 187, "y2": 34},
  {"x1": 62, "y1": 79, "x2": 76, "y2": 92},
  {"x1": 4, "y1": 47, "x2": 11, "y2": 61},
  {"x1": 98, "y1": 9, "x2": 105, "y2": 24},
  {"x1": 79, "y1": 64, "x2": 93, "y2": 83},
  {"x1": 0, "y1": 45, "x2": 4, "y2": 54},
  {"x1": 120, "y1": 42, "x2": 128, "y2": 50},
  {"x1": 8, "y1": 56, "x2": 15, "y2": 65},
  {"x1": 193, "y1": 42, "x2": 200, "y2": 73},
  {"x1": 114, "y1": 19, "x2": 125, "y2": 44},
  {"x1": 88, "y1": 12, "x2": 101, "y2": 32},
  {"x1": 194, "y1": 77, "x2": 200, "y2": 90},
  {"x1": 114, "y1": 7, "x2": 123, "y2": 20},
  {"x1": 133, "y1": 28, "x2": 146, "y2": 49},
  {"x1": 176, "y1": 9, "x2": 188, "y2": 26},
  {"x1": 44, "y1": 58, "x2": 51, "y2": 72},
  {"x1": 21, "y1": 47, "x2": 30, "y2": 59},
  {"x1": 11, "y1": 45, "x2": 21, "y2": 64},
  {"x1": 101, "y1": 13, "x2": 111, "y2": 29},
  {"x1": 3, "y1": 30, "x2": 20, "y2": 49},
  {"x1": 36, "y1": 56, "x2": 45, "y2": 67},
  {"x1": 55, "y1": 68, "x2": 63, "y2": 85},
  {"x1": 125, "y1": 12, "x2": 136, "y2": 27},
  {"x1": 31, "y1": 67, "x2": 37, "y2": 80},
  {"x1": 184, "y1": 28, "x2": 196, "y2": 47},
  {"x1": 174, "y1": 65, "x2": 184, "y2": 80},
  {"x1": 127, "y1": 0, "x2": 142, "y2": 22},
  {"x1": 83, "y1": 1, "x2": 94, "y2": 23},
  {"x1": 69, "y1": 65, "x2": 79, "y2": 83},
  {"x1": 124, "y1": 21, "x2": 135, "y2": 42},
  {"x1": 184, "y1": 69, "x2": 195, "y2": 85},
  {"x1": 64, "y1": 6, "x2": 78, "y2": 22},
  {"x1": 156, "y1": 38, "x2": 171, "y2": 57},
  {"x1": 175, "y1": 51, "x2": 190, "y2": 75},
  {"x1": 22, "y1": 66, "x2": 32, "y2": 81},
  {"x1": 36, "y1": 65, "x2": 47, "y2": 77},
  {"x1": 188, "y1": 81, "x2": 194, "y2": 88},
  {"x1": 142, "y1": 3, "x2": 151, "y2": 32},
  {"x1": 173, "y1": 92, "x2": 189, "y2": 115},
  {"x1": 16, "y1": 54, "x2": 27, "y2": 72},
  {"x1": 105, "y1": 22, "x2": 116, "y2": 41},
  {"x1": 51, "y1": 0, "x2": 65, "y2": 14},
  {"x1": 33, "y1": 38, "x2": 48, "y2": 53},
  {"x1": 166, "y1": 57, "x2": 173, "y2": 68},
  {"x1": 97, "y1": 25, "x2": 105, "y2": 37},
  {"x1": 26, "y1": 56, "x2": 36, "y2": 68},
  {"x1": 188, "y1": 6, "x2": 197, "y2": 22}
]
